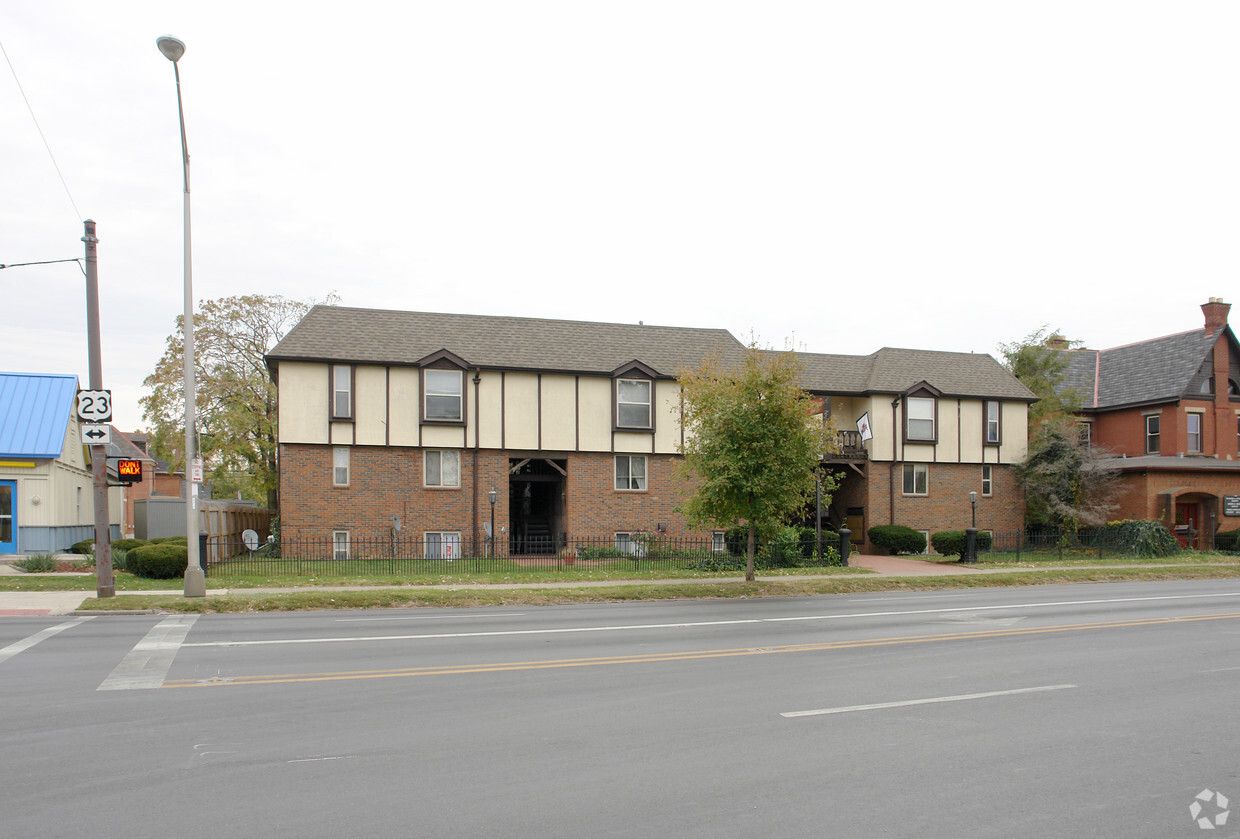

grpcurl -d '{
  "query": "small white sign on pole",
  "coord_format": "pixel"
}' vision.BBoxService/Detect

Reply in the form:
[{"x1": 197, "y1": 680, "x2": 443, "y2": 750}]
[
  {"x1": 80, "y1": 423, "x2": 111, "y2": 445},
  {"x1": 190, "y1": 457, "x2": 204, "y2": 483}
]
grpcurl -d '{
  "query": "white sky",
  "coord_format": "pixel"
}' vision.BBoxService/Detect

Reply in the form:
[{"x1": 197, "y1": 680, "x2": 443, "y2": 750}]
[{"x1": 4, "y1": 2, "x2": 1238, "y2": 431}]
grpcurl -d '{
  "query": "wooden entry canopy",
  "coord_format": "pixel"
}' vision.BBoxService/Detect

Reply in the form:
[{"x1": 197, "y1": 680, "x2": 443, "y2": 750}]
[{"x1": 510, "y1": 458, "x2": 567, "y2": 477}]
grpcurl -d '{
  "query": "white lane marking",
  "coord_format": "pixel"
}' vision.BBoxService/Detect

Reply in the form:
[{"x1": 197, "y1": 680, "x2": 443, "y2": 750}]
[
  {"x1": 0, "y1": 617, "x2": 95, "y2": 664},
  {"x1": 98, "y1": 615, "x2": 199, "y2": 691},
  {"x1": 180, "y1": 591, "x2": 1240, "y2": 649},
  {"x1": 334, "y1": 613, "x2": 523, "y2": 623},
  {"x1": 287, "y1": 755, "x2": 355, "y2": 764},
  {"x1": 781, "y1": 684, "x2": 1077, "y2": 718},
  {"x1": 848, "y1": 594, "x2": 974, "y2": 602}
]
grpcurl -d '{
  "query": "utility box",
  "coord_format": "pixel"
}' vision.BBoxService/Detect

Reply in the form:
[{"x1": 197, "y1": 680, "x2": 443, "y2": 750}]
[{"x1": 133, "y1": 497, "x2": 188, "y2": 540}]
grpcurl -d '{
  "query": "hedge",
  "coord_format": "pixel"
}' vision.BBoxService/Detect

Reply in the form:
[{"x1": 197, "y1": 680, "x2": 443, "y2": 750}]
[
  {"x1": 127, "y1": 543, "x2": 189, "y2": 579},
  {"x1": 867, "y1": 525, "x2": 927, "y2": 555},
  {"x1": 930, "y1": 530, "x2": 994, "y2": 559}
]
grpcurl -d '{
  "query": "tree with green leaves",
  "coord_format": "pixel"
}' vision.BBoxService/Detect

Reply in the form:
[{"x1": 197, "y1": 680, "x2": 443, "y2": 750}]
[
  {"x1": 141, "y1": 293, "x2": 336, "y2": 507},
  {"x1": 677, "y1": 347, "x2": 836, "y2": 581},
  {"x1": 1000, "y1": 328, "x2": 1118, "y2": 531}
]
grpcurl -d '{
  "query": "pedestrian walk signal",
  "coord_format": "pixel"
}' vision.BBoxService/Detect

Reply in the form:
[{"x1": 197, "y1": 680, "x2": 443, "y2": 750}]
[{"x1": 117, "y1": 459, "x2": 142, "y2": 485}]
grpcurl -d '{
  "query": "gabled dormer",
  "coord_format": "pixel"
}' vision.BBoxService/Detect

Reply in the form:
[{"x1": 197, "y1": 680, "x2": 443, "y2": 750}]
[
  {"x1": 417, "y1": 349, "x2": 470, "y2": 427},
  {"x1": 902, "y1": 381, "x2": 942, "y2": 444},
  {"x1": 611, "y1": 360, "x2": 660, "y2": 433}
]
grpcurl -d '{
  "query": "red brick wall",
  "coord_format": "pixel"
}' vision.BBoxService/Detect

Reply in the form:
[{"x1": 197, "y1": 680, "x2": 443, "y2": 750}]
[{"x1": 865, "y1": 462, "x2": 1024, "y2": 546}]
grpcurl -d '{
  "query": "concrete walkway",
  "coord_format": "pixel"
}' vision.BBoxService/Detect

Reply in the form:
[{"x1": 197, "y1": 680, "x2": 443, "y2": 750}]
[{"x1": 0, "y1": 553, "x2": 998, "y2": 616}]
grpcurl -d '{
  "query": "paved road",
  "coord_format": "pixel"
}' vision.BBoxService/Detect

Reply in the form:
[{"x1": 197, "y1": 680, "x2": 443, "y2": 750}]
[{"x1": 4, "y1": 579, "x2": 1239, "y2": 837}]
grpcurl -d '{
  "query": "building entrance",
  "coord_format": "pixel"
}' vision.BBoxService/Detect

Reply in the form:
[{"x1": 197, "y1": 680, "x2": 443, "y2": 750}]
[{"x1": 509, "y1": 458, "x2": 567, "y2": 555}]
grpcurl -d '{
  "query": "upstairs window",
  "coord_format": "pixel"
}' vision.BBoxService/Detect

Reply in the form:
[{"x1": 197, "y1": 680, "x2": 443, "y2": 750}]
[
  {"x1": 332, "y1": 365, "x2": 353, "y2": 419},
  {"x1": 984, "y1": 401, "x2": 1001, "y2": 445},
  {"x1": 906, "y1": 397, "x2": 936, "y2": 442},
  {"x1": 424, "y1": 369, "x2": 464, "y2": 423},
  {"x1": 1187, "y1": 413, "x2": 1202, "y2": 453},
  {"x1": 616, "y1": 378, "x2": 653, "y2": 429},
  {"x1": 1145, "y1": 415, "x2": 1160, "y2": 454}
]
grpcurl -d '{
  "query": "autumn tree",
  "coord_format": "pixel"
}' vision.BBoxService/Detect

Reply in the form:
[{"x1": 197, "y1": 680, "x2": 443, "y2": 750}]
[
  {"x1": 141, "y1": 293, "x2": 335, "y2": 507},
  {"x1": 999, "y1": 328, "x2": 1119, "y2": 531},
  {"x1": 677, "y1": 347, "x2": 836, "y2": 581}
]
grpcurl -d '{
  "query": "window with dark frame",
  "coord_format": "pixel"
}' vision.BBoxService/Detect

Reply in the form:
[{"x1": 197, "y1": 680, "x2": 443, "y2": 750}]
[
  {"x1": 1145, "y1": 414, "x2": 1160, "y2": 454},
  {"x1": 424, "y1": 369, "x2": 464, "y2": 422},
  {"x1": 332, "y1": 364, "x2": 353, "y2": 419},
  {"x1": 902, "y1": 463, "x2": 928, "y2": 495},
  {"x1": 424, "y1": 450, "x2": 461, "y2": 488},
  {"x1": 615, "y1": 455, "x2": 648, "y2": 491},
  {"x1": 985, "y1": 401, "x2": 1001, "y2": 444},
  {"x1": 616, "y1": 378, "x2": 653, "y2": 429},
  {"x1": 906, "y1": 397, "x2": 935, "y2": 441}
]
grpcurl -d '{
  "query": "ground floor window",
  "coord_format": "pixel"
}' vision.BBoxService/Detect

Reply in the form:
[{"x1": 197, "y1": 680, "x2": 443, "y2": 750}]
[
  {"x1": 615, "y1": 455, "x2": 647, "y2": 491},
  {"x1": 615, "y1": 532, "x2": 646, "y2": 557},
  {"x1": 712, "y1": 531, "x2": 727, "y2": 553},
  {"x1": 981, "y1": 465, "x2": 993, "y2": 497},
  {"x1": 425, "y1": 450, "x2": 461, "y2": 488},
  {"x1": 332, "y1": 530, "x2": 349, "y2": 560},
  {"x1": 425, "y1": 531, "x2": 461, "y2": 560},
  {"x1": 902, "y1": 463, "x2": 928, "y2": 496}
]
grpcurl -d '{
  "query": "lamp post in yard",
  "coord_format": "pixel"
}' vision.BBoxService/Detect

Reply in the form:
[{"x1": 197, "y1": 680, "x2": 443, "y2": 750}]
[
  {"x1": 487, "y1": 488, "x2": 498, "y2": 558},
  {"x1": 156, "y1": 35, "x2": 205, "y2": 597},
  {"x1": 964, "y1": 490, "x2": 978, "y2": 564}
]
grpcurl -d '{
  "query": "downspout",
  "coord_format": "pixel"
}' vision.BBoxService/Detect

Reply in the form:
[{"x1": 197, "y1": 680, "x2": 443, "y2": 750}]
[
  {"x1": 472, "y1": 369, "x2": 481, "y2": 556},
  {"x1": 890, "y1": 397, "x2": 900, "y2": 525}
]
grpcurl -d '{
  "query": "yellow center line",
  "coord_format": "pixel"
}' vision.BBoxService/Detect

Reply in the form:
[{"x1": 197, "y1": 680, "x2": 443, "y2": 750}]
[{"x1": 160, "y1": 611, "x2": 1240, "y2": 689}]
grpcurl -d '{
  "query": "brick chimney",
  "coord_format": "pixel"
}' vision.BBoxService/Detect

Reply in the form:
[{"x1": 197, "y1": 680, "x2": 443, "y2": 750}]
[
  {"x1": 1046, "y1": 333, "x2": 1069, "y2": 350},
  {"x1": 1202, "y1": 297, "x2": 1231, "y2": 334}
]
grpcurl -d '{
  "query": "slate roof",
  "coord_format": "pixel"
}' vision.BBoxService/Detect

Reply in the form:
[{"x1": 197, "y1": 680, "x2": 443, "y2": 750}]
[
  {"x1": 267, "y1": 306, "x2": 746, "y2": 378},
  {"x1": 0, "y1": 372, "x2": 77, "y2": 459},
  {"x1": 791, "y1": 347, "x2": 1036, "y2": 400},
  {"x1": 1060, "y1": 328, "x2": 1222, "y2": 410}
]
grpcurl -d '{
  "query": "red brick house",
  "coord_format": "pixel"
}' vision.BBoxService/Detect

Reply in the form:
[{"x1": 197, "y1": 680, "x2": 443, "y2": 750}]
[
  {"x1": 266, "y1": 306, "x2": 1033, "y2": 557},
  {"x1": 1058, "y1": 298, "x2": 1240, "y2": 547}
]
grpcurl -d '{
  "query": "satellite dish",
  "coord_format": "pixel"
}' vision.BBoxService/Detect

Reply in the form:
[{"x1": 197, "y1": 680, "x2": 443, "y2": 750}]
[{"x1": 242, "y1": 529, "x2": 259, "y2": 550}]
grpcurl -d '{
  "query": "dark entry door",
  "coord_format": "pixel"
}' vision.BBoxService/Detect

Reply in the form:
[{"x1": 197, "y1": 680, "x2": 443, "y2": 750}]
[
  {"x1": 0, "y1": 480, "x2": 15, "y2": 554},
  {"x1": 509, "y1": 459, "x2": 566, "y2": 555}
]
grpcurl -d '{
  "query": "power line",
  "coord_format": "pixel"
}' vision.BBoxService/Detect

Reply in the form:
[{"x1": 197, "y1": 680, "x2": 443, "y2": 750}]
[
  {"x1": 0, "y1": 258, "x2": 86, "y2": 276},
  {"x1": 1, "y1": 38, "x2": 83, "y2": 222}
]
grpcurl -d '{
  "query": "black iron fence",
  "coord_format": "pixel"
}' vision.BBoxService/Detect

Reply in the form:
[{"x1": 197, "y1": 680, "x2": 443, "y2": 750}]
[{"x1": 202, "y1": 532, "x2": 847, "y2": 578}]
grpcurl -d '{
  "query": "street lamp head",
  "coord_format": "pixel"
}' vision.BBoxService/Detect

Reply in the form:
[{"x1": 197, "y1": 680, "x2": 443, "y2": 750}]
[
  {"x1": 156, "y1": 35, "x2": 186, "y2": 62},
  {"x1": 969, "y1": 491, "x2": 978, "y2": 504},
  {"x1": 488, "y1": 488, "x2": 497, "y2": 505}
]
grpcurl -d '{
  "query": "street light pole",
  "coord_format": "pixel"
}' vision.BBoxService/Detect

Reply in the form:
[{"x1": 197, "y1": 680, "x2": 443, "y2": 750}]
[
  {"x1": 83, "y1": 220, "x2": 114, "y2": 598},
  {"x1": 965, "y1": 490, "x2": 978, "y2": 564},
  {"x1": 157, "y1": 35, "x2": 205, "y2": 597},
  {"x1": 487, "y1": 488, "x2": 497, "y2": 559}
]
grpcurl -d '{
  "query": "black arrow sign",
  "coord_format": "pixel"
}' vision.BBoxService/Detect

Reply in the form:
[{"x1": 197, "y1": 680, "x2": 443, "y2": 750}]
[{"x1": 84, "y1": 428, "x2": 107, "y2": 440}]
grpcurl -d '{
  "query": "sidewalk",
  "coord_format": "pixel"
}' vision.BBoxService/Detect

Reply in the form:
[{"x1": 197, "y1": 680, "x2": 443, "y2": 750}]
[{"x1": 0, "y1": 553, "x2": 992, "y2": 616}]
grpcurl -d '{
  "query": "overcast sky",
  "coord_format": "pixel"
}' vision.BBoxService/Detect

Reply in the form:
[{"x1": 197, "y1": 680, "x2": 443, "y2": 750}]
[{"x1": 4, "y1": 1, "x2": 1238, "y2": 431}]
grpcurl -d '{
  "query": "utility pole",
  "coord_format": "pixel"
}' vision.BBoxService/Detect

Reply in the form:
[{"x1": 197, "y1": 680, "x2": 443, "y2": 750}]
[{"x1": 83, "y1": 219, "x2": 114, "y2": 597}]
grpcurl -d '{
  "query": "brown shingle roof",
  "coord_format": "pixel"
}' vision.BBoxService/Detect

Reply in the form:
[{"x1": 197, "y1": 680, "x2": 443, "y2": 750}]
[{"x1": 267, "y1": 306, "x2": 745, "y2": 377}]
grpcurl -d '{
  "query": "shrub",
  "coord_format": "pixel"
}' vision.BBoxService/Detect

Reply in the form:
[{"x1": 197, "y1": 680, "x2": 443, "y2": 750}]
[
  {"x1": 1214, "y1": 530, "x2": 1239, "y2": 553},
  {"x1": 112, "y1": 538, "x2": 149, "y2": 552},
  {"x1": 930, "y1": 530, "x2": 994, "y2": 559},
  {"x1": 15, "y1": 554, "x2": 58, "y2": 573},
  {"x1": 70, "y1": 539, "x2": 95, "y2": 555},
  {"x1": 577, "y1": 545, "x2": 628, "y2": 560},
  {"x1": 128, "y1": 543, "x2": 189, "y2": 579},
  {"x1": 867, "y1": 525, "x2": 927, "y2": 555},
  {"x1": 1103, "y1": 520, "x2": 1179, "y2": 558},
  {"x1": 150, "y1": 536, "x2": 189, "y2": 544},
  {"x1": 110, "y1": 547, "x2": 129, "y2": 573}
]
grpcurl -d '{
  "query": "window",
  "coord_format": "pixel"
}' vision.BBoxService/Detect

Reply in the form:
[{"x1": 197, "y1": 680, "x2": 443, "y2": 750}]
[
  {"x1": 1145, "y1": 415, "x2": 1160, "y2": 454},
  {"x1": 425, "y1": 531, "x2": 461, "y2": 560},
  {"x1": 332, "y1": 530, "x2": 350, "y2": 560},
  {"x1": 616, "y1": 378, "x2": 652, "y2": 429},
  {"x1": 333, "y1": 447, "x2": 350, "y2": 486},
  {"x1": 615, "y1": 532, "x2": 646, "y2": 557},
  {"x1": 906, "y1": 397, "x2": 935, "y2": 441},
  {"x1": 615, "y1": 455, "x2": 648, "y2": 490},
  {"x1": 424, "y1": 450, "x2": 461, "y2": 488},
  {"x1": 424, "y1": 369, "x2": 464, "y2": 422},
  {"x1": 981, "y1": 465, "x2": 993, "y2": 497},
  {"x1": 1187, "y1": 413, "x2": 1202, "y2": 453},
  {"x1": 1078, "y1": 421, "x2": 1092, "y2": 449},
  {"x1": 332, "y1": 365, "x2": 353, "y2": 419},
  {"x1": 984, "y1": 401, "x2": 1001, "y2": 444},
  {"x1": 902, "y1": 463, "x2": 928, "y2": 496},
  {"x1": 712, "y1": 532, "x2": 727, "y2": 553}
]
